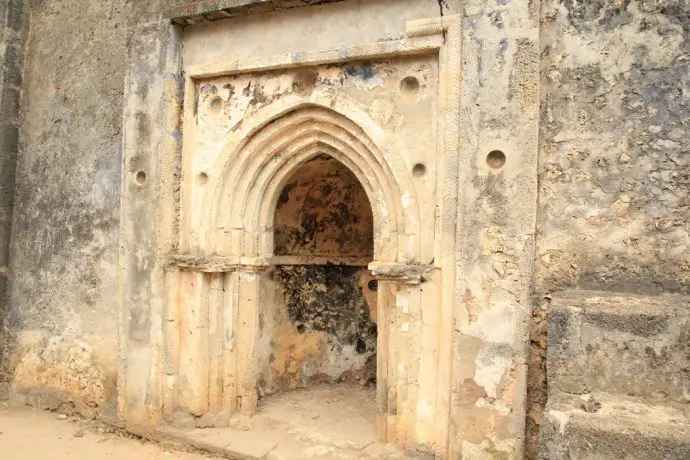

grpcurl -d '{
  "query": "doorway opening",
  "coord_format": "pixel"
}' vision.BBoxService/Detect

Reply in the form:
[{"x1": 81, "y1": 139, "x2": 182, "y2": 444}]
[{"x1": 257, "y1": 153, "x2": 378, "y2": 443}]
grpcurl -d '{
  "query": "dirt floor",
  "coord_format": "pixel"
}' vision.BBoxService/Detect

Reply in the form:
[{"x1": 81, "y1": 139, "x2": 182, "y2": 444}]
[
  {"x1": 163, "y1": 383, "x2": 408, "y2": 459},
  {"x1": 0, "y1": 384, "x2": 410, "y2": 459},
  {"x1": 0, "y1": 405, "x2": 216, "y2": 460}
]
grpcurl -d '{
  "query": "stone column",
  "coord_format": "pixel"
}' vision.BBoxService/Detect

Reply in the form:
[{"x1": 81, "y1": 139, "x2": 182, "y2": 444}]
[
  {"x1": 118, "y1": 14, "x2": 183, "y2": 425},
  {"x1": 451, "y1": 1, "x2": 540, "y2": 458},
  {"x1": 370, "y1": 262, "x2": 434, "y2": 449},
  {"x1": 234, "y1": 263, "x2": 268, "y2": 414}
]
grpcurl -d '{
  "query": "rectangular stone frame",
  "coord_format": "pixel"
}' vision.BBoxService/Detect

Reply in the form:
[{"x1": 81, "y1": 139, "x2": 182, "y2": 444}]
[
  {"x1": 119, "y1": 3, "x2": 538, "y2": 459},
  {"x1": 189, "y1": 16, "x2": 461, "y2": 453}
]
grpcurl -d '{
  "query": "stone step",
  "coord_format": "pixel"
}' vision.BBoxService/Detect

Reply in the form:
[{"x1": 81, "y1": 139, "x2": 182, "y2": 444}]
[
  {"x1": 539, "y1": 392, "x2": 690, "y2": 460},
  {"x1": 547, "y1": 290, "x2": 690, "y2": 402}
]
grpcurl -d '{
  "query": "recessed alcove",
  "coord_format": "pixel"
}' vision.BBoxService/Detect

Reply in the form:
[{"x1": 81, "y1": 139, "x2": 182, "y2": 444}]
[{"x1": 258, "y1": 154, "x2": 378, "y2": 428}]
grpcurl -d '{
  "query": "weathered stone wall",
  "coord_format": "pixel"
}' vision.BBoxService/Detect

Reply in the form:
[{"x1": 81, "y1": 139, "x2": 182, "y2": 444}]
[
  {"x1": 538, "y1": 0, "x2": 689, "y2": 296},
  {"x1": 451, "y1": 0, "x2": 540, "y2": 457},
  {"x1": 4, "y1": 0, "x2": 457, "y2": 424},
  {"x1": 1, "y1": 0, "x2": 686, "y2": 457},
  {"x1": 0, "y1": 0, "x2": 27, "y2": 394},
  {"x1": 5, "y1": 0, "x2": 127, "y2": 415},
  {"x1": 260, "y1": 265, "x2": 377, "y2": 395},
  {"x1": 274, "y1": 155, "x2": 374, "y2": 260},
  {"x1": 528, "y1": 1, "x2": 690, "y2": 456}
]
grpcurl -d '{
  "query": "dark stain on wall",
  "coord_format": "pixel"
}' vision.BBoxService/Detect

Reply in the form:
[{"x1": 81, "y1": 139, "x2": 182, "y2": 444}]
[
  {"x1": 275, "y1": 265, "x2": 376, "y2": 349},
  {"x1": 274, "y1": 154, "x2": 373, "y2": 259}
]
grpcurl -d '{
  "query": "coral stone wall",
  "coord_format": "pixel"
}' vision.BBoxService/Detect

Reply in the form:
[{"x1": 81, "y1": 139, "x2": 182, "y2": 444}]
[
  {"x1": 5, "y1": 0, "x2": 127, "y2": 415},
  {"x1": 273, "y1": 155, "x2": 374, "y2": 260},
  {"x1": 538, "y1": 0, "x2": 689, "y2": 296},
  {"x1": 527, "y1": 1, "x2": 690, "y2": 456},
  {"x1": 261, "y1": 265, "x2": 377, "y2": 395},
  {"x1": 2, "y1": 0, "x2": 686, "y2": 458}
]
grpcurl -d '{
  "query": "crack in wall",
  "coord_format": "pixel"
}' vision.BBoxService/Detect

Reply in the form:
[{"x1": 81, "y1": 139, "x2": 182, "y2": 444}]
[{"x1": 437, "y1": 0, "x2": 448, "y2": 17}]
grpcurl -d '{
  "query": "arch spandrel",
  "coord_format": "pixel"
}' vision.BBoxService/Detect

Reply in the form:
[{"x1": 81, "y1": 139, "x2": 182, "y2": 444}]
[{"x1": 202, "y1": 99, "x2": 421, "y2": 263}]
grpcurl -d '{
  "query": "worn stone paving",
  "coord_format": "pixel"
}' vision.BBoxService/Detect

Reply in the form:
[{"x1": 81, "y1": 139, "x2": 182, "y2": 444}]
[{"x1": 164, "y1": 384, "x2": 412, "y2": 459}]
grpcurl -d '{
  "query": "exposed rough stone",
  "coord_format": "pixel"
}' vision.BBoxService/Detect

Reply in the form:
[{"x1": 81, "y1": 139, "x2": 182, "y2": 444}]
[
  {"x1": 537, "y1": 1, "x2": 689, "y2": 294},
  {"x1": 0, "y1": 0, "x2": 28, "y2": 388},
  {"x1": 547, "y1": 291, "x2": 690, "y2": 401},
  {"x1": 540, "y1": 393, "x2": 690, "y2": 460},
  {"x1": 262, "y1": 265, "x2": 377, "y2": 394},
  {"x1": 528, "y1": 2, "x2": 690, "y2": 455},
  {"x1": 541, "y1": 291, "x2": 690, "y2": 459},
  {"x1": 12, "y1": 335, "x2": 112, "y2": 418},
  {"x1": 274, "y1": 155, "x2": 373, "y2": 259}
]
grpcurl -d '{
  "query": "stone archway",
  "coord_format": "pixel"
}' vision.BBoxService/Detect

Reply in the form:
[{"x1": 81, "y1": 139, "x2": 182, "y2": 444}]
[
  {"x1": 119, "y1": 19, "x2": 472, "y2": 453},
  {"x1": 119, "y1": 14, "x2": 539, "y2": 457},
  {"x1": 210, "y1": 103, "x2": 422, "y2": 421},
  {"x1": 205, "y1": 104, "x2": 420, "y2": 262},
  {"x1": 165, "y1": 101, "x2": 441, "y2": 448}
]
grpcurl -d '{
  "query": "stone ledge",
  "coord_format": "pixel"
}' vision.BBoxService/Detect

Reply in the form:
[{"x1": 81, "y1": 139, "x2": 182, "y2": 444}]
[
  {"x1": 167, "y1": 254, "x2": 371, "y2": 271},
  {"x1": 168, "y1": 254, "x2": 270, "y2": 271},
  {"x1": 160, "y1": 0, "x2": 347, "y2": 25},
  {"x1": 368, "y1": 262, "x2": 434, "y2": 284},
  {"x1": 549, "y1": 289, "x2": 690, "y2": 317},
  {"x1": 547, "y1": 290, "x2": 690, "y2": 402},
  {"x1": 539, "y1": 392, "x2": 690, "y2": 460}
]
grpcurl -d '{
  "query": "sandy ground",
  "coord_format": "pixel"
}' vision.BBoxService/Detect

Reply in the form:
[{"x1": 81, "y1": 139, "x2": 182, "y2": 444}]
[
  {"x1": 0, "y1": 385, "x2": 405, "y2": 459},
  {"x1": 0, "y1": 406, "x2": 215, "y2": 460}
]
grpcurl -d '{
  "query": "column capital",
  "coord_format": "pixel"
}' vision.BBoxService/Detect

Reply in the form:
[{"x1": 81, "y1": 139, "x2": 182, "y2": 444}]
[{"x1": 368, "y1": 262, "x2": 433, "y2": 285}]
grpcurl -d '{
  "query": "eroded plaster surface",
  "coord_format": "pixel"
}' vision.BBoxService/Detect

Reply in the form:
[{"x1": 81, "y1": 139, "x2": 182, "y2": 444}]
[
  {"x1": 5, "y1": 0, "x2": 125, "y2": 415},
  {"x1": 13, "y1": 1, "x2": 690, "y2": 459},
  {"x1": 273, "y1": 155, "x2": 374, "y2": 260},
  {"x1": 261, "y1": 265, "x2": 377, "y2": 394}
]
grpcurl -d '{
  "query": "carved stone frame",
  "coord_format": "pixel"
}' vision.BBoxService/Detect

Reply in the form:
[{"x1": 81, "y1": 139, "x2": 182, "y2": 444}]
[
  {"x1": 119, "y1": 4, "x2": 539, "y2": 458},
  {"x1": 119, "y1": 13, "x2": 461, "y2": 454}
]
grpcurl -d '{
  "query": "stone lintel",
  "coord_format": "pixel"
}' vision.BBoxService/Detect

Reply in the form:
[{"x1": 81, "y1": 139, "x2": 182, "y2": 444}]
[
  {"x1": 160, "y1": 0, "x2": 347, "y2": 26},
  {"x1": 169, "y1": 254, "x2": 270, "y2": 272},
  {"x1": 368, "y1": 262, "x2": 434, "y2": 284}
]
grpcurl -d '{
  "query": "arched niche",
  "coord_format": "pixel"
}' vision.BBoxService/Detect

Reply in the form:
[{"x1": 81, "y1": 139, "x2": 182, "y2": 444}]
[{"x1": 201, "y1": 103, "x2": 421, "y2": 265}]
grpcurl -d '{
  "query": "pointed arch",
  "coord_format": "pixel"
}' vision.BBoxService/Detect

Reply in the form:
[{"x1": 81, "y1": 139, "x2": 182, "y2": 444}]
[{"x1": 203, "y1": 103, "x2": 420, "y2": 263}]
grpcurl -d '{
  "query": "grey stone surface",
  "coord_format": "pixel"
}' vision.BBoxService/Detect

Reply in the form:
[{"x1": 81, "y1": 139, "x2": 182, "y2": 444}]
[
  {"x1": 548, "y1": 290, "x2": 690, "y2": 402},
  {"x1": 528, "y1": 2, "x2": 690, "y2": 454},
  {"x1": 537, "y1": 1, "x2": 690, "y2": 296},
  {"x1": 539, "y1": 393, "x2": 690, "y2": 460},
  {"x1": 4, "y1": 0, "x2": 126, "y2": 415},
  {"x1": 541, "y1": 291, "x2": 690, "y2": 459},
  {"x1": 0, "y1": 0, "x2": 27, "y2": 388}
]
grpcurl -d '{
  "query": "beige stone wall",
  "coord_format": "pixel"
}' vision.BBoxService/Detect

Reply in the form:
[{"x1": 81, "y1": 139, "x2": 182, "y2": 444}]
[
  {"x1": 526, "y1": 2, "x2": 690, "y2": 457},
  {"x1": 6, "y1": 0, "x2": 126, "y2": 415},
  {"x1": 2, "y1": 0, "x2": 686, "y2": 459}
]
